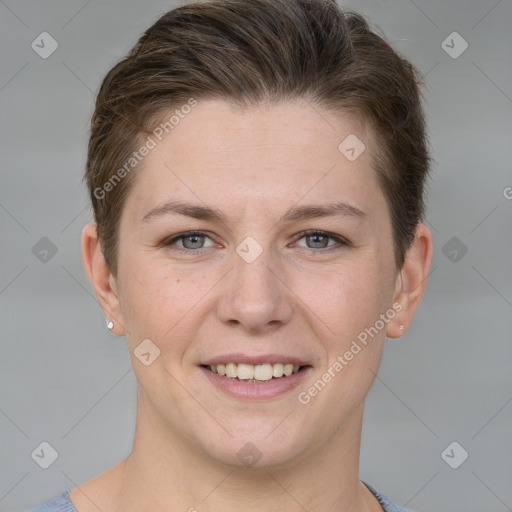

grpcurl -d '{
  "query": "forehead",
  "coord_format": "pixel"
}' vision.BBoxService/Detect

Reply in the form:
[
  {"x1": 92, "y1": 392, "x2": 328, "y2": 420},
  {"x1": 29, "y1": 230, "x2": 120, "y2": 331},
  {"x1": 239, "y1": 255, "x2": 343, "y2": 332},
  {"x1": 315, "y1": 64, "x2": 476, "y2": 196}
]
[{"x1": 122, "y1": 98, "x2": 385, "y2": 224}]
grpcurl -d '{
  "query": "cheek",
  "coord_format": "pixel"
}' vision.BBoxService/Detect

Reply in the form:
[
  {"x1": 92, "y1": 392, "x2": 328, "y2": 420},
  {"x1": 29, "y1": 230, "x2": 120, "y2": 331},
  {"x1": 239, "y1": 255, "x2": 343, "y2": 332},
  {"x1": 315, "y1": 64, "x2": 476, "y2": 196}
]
[
  {"x1": 119, "y1": 258, "x2": 212, "y2": 346},
  {"x1": 298, "y1": 260, "x2": 385, "y2": 328},
  {"x1": 295, "y1": 258, "x2": 392, "y2": 381}
]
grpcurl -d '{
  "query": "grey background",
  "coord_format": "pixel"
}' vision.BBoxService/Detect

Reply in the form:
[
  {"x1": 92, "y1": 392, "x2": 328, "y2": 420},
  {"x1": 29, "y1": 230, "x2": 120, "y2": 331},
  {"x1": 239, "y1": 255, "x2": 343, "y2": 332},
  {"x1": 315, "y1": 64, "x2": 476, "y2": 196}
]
[{"x1": 1, "y1": 0, "x2": 511, "y2": 511}]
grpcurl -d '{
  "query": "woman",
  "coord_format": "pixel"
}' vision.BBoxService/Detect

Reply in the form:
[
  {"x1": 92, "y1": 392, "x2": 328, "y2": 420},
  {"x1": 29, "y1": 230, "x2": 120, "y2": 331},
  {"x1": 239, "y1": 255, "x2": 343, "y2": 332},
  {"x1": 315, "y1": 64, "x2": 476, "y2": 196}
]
[{"x1": 28, "y1": 0, "x2": 432, "y2": 510}]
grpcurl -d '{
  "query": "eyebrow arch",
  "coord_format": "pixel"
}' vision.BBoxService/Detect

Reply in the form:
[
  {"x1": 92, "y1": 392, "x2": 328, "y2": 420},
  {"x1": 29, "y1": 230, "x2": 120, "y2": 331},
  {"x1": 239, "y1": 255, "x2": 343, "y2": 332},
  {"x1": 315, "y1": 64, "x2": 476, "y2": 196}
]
[
  {"x1": 281, "y1": 202, "x2": 366, "y2": 223},
  {"x1": 140, "y1": 200, "x2": 366, "y2": 224}
]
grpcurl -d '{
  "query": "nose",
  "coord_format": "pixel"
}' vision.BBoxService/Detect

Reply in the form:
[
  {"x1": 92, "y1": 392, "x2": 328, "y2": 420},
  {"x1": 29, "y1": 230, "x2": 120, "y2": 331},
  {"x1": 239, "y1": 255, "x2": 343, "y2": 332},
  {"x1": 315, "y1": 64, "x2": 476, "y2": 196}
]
[{"x1": 216, "y1": 243, "x2": 293, "y2": 334}]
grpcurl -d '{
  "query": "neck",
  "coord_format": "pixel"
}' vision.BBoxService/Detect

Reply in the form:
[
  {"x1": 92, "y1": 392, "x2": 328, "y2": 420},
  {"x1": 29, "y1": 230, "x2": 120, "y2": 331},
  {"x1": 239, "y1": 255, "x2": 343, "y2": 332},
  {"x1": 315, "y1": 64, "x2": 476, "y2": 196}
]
[{"x1": 107, "y1": 393, "x2": 379, "y2": 512}]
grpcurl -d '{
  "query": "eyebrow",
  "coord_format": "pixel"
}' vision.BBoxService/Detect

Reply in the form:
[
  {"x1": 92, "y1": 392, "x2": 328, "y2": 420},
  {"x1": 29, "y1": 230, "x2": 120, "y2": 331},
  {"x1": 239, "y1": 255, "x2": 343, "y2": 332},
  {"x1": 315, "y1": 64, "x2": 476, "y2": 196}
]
[{"x1": 140, "y1": 200, "x2": 367, "y2": 224}]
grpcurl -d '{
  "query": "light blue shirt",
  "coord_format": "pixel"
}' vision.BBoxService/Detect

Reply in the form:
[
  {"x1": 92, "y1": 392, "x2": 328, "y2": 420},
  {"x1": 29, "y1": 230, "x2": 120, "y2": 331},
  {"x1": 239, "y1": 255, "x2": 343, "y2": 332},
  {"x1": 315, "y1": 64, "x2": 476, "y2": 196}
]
[{"x1": 26, "y1": 482, "x2": 412, "y2": 511}]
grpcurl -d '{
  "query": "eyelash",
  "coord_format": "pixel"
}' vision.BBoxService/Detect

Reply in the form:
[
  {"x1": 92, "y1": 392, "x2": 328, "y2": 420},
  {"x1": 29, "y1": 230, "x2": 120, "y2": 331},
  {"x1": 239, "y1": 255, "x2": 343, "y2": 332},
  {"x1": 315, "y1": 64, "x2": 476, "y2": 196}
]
[{"x1": 160, "y1": 230, "x2": 351, "y2": 254}]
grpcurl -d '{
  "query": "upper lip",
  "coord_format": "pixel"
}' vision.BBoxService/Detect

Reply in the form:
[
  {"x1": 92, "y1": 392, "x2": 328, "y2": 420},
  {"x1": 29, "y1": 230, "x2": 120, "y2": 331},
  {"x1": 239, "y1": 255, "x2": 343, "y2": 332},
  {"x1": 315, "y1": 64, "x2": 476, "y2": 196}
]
[{"x1": 201, "y1": 353, "x2": 311, "y2": 367}]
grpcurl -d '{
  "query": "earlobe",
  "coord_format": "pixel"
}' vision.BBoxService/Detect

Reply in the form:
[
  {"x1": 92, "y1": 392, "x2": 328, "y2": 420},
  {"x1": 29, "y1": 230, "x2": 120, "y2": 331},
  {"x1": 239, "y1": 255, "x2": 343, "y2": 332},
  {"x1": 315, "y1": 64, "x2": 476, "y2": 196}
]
[
  {"x1": 386, "y1": 223, "x2": 433, "y2": 339},
  {"x1": 81, "y1": 222, "x2": 125, "y2": 336}
]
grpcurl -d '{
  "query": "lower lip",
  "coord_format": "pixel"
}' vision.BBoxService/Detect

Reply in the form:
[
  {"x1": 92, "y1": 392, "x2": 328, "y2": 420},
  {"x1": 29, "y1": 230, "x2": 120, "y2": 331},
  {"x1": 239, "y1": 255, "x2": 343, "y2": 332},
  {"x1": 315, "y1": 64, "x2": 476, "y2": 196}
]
[{"x1": 199, "y1": 366, "x2": 312, "y2": 400}]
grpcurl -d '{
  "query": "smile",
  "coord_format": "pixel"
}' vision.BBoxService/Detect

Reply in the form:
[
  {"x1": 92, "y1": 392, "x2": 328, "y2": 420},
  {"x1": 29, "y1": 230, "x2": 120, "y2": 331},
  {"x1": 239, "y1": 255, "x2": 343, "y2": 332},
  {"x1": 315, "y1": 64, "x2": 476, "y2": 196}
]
[
  {"x1": 206, "y1": 363, "x2": 302, "y2": 382},
  {"x1": 199, "y1": 362, "x2": 312, "y2": 400}
]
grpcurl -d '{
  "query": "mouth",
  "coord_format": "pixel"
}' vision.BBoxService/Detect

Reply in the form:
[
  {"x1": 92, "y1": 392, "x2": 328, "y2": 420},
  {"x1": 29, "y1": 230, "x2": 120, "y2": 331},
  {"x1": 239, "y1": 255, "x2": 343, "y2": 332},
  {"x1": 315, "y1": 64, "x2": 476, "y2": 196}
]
[
  {"x1": 201, "y1": 362, "x2": 308, "y2": 382},
  {"x1": 199, "y1": 360, "x2": 313, "y2": 400}
]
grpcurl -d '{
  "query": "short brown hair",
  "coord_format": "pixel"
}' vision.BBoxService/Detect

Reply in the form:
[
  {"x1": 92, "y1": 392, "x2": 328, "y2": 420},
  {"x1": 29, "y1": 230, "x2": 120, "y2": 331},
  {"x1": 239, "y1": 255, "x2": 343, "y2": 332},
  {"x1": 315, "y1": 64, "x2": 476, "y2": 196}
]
[{"x1": 85, "y1": 0, "x2": 431, "y2": 277}]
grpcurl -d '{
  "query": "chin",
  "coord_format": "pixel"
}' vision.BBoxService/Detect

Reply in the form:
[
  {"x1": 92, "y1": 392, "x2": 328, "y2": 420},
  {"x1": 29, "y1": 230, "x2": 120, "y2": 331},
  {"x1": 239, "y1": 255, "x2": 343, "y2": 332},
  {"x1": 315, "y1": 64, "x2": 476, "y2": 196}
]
[{"x1": 193, "y1": 419, "x2": 309, "y2": 470}]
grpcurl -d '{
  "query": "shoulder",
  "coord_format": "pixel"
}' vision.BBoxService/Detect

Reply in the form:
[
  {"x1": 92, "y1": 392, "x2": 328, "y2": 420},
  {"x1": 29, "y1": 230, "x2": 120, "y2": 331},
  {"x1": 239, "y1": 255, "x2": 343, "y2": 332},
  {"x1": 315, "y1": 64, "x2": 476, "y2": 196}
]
[
  {"x1": 26, "y1": 490, "x2": 77, "y2": 512},
  {"x1": 363, "y1": 481, "x2": 415, "y2": 512},
  {"x1": 28, "y1": 483, "x2": 415, "y2": 512}
]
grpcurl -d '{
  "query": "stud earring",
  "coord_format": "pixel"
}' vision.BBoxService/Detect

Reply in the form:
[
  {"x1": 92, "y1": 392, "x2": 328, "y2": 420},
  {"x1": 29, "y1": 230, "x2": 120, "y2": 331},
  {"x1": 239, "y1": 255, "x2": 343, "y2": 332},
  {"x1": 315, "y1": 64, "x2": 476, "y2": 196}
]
[
  {"x1": 107, "y1": 320, "x2": 114, "y2": 330},
  {"x1": 399, "y1": 324, "x2": 404, "y2": 330}
]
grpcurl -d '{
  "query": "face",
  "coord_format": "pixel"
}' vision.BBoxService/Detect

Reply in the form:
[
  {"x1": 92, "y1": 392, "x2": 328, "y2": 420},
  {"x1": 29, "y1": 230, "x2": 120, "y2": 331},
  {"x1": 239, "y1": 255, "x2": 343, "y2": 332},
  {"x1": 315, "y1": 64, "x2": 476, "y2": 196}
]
[{"x1": 112, "y1": 99, "x2": 401, "y2": 468}]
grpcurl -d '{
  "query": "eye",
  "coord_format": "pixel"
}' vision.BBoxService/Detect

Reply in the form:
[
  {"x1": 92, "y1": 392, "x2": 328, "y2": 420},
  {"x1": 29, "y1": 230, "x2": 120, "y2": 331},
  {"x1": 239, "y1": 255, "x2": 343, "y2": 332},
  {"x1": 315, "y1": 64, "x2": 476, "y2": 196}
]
[
  {"x1": 160, "y1": 229, "x2": 350, "y2": 254},
  {"x1": 294, "y1": 230, "x2": 350, "y2": 251},
  {"x1": 161, "y1": 231, "x2": 215, "y2": 252}
]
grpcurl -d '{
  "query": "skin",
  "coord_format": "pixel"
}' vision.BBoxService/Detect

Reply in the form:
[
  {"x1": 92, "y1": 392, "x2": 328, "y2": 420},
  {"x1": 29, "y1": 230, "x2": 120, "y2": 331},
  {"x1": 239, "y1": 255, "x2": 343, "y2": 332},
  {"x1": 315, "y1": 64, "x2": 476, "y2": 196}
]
[{"x1": 79, "y1": 98, "x2": 433, "y2": 512}]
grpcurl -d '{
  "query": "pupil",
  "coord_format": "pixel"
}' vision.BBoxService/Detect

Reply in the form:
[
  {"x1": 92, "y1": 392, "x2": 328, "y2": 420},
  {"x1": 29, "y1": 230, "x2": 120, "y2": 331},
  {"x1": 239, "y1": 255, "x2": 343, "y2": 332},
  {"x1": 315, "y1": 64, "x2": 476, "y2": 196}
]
[
  {"x1": 309, "y1": 235, "x2": 326, "y2": 248},
  {"x1": 185, "y1": 235, "x2": 202, "y2": 248}
]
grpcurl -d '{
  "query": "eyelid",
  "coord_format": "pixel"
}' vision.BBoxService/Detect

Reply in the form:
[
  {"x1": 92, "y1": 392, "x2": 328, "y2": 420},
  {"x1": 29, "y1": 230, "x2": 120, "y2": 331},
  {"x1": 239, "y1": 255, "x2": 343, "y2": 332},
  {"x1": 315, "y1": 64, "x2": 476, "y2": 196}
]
[
  {"x1": 294, "y1": 229, "x2": 351, "y2": 248},
  {"x1": 160, "y1": 229, "x2": 351, "y2": 253},
  {"x1": 159, "y1": 230, "x2": 216, "y2": 251}
]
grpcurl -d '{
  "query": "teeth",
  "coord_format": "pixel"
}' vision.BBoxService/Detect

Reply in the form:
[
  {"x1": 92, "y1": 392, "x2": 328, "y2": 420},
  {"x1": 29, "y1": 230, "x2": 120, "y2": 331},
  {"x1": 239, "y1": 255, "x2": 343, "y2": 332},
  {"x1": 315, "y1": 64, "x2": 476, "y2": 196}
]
[
  {"x1": 237, "y1": 363, "x2": 254, "y2": 380},
  {"x1": 207, "y1": 362, "x2": 303, "y2": 381},
  {"x1": 254, "y1": 364, "x2": 273, "y2": 381},
  {"x1": 225, "y1": 363, "x2": 237, "y2": 378},
  {"x1": 273, "y1": 363, "x2": 284, "y2": 377}
]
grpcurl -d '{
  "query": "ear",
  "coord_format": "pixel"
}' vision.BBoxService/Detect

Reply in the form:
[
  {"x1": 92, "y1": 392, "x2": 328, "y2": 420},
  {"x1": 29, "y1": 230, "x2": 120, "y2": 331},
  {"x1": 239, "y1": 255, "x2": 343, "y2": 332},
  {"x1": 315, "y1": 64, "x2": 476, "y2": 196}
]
[
  {"x1": 81, "y1": 222, "x2": 125, "y2": 336},
  {"x1": 386, "y1": 223, "x2": 433, "y2": 339}
]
